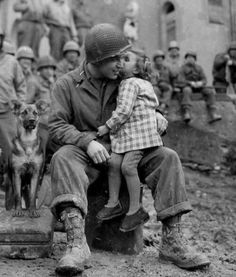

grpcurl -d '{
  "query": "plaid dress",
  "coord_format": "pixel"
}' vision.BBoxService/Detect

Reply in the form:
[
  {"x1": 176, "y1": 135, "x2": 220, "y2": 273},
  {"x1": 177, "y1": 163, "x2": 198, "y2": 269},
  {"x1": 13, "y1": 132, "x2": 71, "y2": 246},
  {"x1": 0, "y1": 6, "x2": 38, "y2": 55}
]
[{"x1": 106, "y1": 77, "x2": 163, "y2": 154}]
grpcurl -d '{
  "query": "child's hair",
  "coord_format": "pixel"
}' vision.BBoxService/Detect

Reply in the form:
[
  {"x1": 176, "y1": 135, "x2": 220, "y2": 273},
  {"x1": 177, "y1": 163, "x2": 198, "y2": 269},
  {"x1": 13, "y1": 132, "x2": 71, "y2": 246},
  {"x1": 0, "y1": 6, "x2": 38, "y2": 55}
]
[{"x1": 130, "y1": 48, "x2": 152, "y2": 81}]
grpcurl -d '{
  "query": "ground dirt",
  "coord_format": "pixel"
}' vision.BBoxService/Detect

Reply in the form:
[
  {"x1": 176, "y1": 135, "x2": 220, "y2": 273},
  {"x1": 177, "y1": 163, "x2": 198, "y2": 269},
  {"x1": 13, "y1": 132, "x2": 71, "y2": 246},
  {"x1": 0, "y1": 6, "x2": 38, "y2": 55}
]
[{"x1": 0, "y1": 167, "x2": 235, "y2": 277}]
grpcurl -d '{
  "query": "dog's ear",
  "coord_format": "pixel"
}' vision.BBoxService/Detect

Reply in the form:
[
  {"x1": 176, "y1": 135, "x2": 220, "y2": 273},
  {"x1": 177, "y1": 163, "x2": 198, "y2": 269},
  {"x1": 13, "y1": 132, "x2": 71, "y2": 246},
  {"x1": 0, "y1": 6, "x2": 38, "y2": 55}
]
[
  {"x1": 9, "y1": 99, "x2": 23, "y2": 115},
  {"x1": 35, "y1": 99, "x2": 50, "y2": 115}
]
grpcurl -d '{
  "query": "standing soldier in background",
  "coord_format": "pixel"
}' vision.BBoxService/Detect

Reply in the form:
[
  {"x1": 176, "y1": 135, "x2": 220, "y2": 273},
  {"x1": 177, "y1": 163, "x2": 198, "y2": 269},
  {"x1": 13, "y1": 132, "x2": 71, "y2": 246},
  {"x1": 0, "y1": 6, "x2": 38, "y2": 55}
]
[
  {"x1": 36, "y1": 55, "x2": 56, "y2": 104},
  {"x1": 0, "y1": 26, "x2": 26, "y2": 174},
  {"x1": 44, "y1": 0, "x2": 78, "y2": 61},
  {"x1": 16, "y1": 46, "x2": 40, "y2": 104},
  {"x1": 177, "y1": 51, "x2": 221, "y2": 123},
  {"x1": 56, "y1": 40, "x2": 81, "y2": 79},
  {"x1": 152, "y1": 50, "x2": 173, "y2": 114},
  {"x1": 13, "y1": 0, "x2": 48, "y2": 57},
  {"x1": 3, "y1": 41, "x2": 16, "y2": 56},
  {"x1": 212, "y1": 41, "x2": 236, "y2": 94}
]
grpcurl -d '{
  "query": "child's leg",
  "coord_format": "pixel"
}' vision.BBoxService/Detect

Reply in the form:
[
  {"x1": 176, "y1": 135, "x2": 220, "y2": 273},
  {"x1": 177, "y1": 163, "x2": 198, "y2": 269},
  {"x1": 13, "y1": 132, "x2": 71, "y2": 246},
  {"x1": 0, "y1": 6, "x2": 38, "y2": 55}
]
[
  {"x1": 106, "y1": 152, "x2": 124, "y2": 207},
  {"x1": 121, "y1": 150, "x2": 144, "y2": 215}
]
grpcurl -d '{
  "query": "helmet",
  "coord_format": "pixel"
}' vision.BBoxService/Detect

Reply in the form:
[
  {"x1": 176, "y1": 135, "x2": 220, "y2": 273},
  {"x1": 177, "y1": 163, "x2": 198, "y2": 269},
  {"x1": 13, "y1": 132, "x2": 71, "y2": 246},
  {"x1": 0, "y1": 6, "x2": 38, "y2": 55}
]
[
  {"x1": 3, "y1": 41, "x2": 16, "y2": 55},
  {"x1": 16, "y1": 46, "x2": 34, "y2": 61},
  {"x1": 37, "y1": 55, "x2": 56, "y2": 70},
  {"x1": 228, "y1": 41, "x2": 236, "y2": 52},
  {"x1": 153, "y1": 50, "x2": 165, "y2": 60},
  {"x1": 85, "y1": 23, "x2": 130, "y2": 63},
  {"x1": 168, "y1": 40, "x2": 179, "y2": 50},
  {"x1": 185, "y1": 51, "x2": 197, "y2": 60},
  {"x1": 63, "y1": 41, "x2": 80, "y2": 55}
]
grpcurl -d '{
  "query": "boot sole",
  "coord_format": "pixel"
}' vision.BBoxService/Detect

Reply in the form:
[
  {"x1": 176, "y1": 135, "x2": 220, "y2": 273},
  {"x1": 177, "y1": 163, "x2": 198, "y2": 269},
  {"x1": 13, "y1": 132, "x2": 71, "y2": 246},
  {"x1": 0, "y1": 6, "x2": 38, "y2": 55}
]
[
  {"x1": 159, "y1": 252, "x2": 210, "y2": 270},
  {"x1": 119, "y1": 214, "x2": 150, "y2": 232},
  {"x1": 55, "y1": 258, "x2": 89, "y2": 276}
]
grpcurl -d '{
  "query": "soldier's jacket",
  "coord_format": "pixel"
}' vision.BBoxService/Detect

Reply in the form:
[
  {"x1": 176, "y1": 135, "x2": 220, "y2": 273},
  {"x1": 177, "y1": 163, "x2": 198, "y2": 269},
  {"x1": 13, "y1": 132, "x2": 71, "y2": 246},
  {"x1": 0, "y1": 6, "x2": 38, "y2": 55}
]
[
  {"x1": 177, "y1": 63, "x2": 207, "y2": 87},
  {"x1": 0, "y1": 53, "x2": 26, "y2": 112},
  {"x1": 152, "y1": 64, "x2": 173, "y2": 85},
  {"x1": 212, "y1": 52, "x2": 236, "y2": 84},
  {"x1": 56, "y1": 58, "x2": 80, "y2": 79},
  {"x1": 25, "y1": 72, "x2": 41, "y2": 104}
]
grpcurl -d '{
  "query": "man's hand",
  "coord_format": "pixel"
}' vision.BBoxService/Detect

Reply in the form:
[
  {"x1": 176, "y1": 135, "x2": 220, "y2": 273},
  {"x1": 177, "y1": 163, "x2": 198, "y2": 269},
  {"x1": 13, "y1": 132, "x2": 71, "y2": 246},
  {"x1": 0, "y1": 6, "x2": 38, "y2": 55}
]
[
  {"x1": 156, "y1": 112, "x2": 168, "y2": 135},
  {"x1": 87, "y1": 140, "x2": 110, "y2": 164},
  {"x1": 190, "y1": 81, "x2": 197, "y2": 88},
  {"x1": 97, "y1": 125, "x2": 110, "y2": 137},
  {"x1": 196, "y1": 81, "x2": 203, "y2": 88}
]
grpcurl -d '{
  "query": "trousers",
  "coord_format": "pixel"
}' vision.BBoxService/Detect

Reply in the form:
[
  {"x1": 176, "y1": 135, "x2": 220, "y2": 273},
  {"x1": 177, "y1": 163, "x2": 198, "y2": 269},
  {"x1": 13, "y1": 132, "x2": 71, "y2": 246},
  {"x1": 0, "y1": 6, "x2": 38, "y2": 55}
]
[{"x1": 50, "y1": 145, "x2": 192, "y2": 221}]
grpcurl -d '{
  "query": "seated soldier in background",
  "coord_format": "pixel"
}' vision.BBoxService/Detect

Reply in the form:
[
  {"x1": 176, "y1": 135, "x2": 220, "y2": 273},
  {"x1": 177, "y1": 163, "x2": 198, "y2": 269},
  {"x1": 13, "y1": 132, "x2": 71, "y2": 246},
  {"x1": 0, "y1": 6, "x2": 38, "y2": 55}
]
[
  {"x1": 16, "y1": 46, "x2": 40, "y2": 104},
  {"x1": 213, "y1": 41, "x2": 236, "y2": 94},
  {"x1": 152, "y1": 50, "x2": 173, "y2": 114},
  {"x1": 177, "y1": 51, "x2": 222, "y2": 123},
  {"x1": 56, "y1": 40, "x2": 81, "y2": 78}
]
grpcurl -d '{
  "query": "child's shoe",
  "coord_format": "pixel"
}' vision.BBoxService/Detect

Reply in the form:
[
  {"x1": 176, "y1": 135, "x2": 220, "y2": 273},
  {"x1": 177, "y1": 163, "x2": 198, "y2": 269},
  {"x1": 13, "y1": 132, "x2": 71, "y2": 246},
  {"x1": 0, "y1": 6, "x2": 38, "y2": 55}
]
[
  {"x1": 119, "y1": 207, "x2": 150, "y2": 232},
  {"x1": 96, "y1": 202, "x2": 124, "y2": 221}
]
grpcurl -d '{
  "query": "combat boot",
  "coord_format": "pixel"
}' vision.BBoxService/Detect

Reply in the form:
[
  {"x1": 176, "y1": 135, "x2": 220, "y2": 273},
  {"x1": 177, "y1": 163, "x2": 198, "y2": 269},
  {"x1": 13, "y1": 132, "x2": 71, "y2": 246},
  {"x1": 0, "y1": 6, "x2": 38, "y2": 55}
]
[
  {"x1": 159, "y1": 222, "x2": 210, "y2": 270},
  {"x1": 208, "y1": 106, "x2": 222, "y2": 123},
  {"x1": 55, "y1": 208, "x2": 91, "y2": 276}
]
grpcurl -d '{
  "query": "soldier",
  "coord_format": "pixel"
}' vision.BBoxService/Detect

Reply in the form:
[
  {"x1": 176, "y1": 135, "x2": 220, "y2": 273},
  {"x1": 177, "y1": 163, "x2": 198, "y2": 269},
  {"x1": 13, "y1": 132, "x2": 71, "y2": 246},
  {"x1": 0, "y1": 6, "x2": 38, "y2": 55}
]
[
  {"x1": 166, "y1": 40, "x2": 181, "y2": 88},
  {"x1": 44, "y1": 0, "x2": 78, "y2": 61},
  {"x1": 0, "y1": 26, "x2": 26, "y2": 173},
  {"x1": 13, "y1": 0, "x2": 48, "y2": 57},
  {"x1": 177, "y1": 51, "x2": 221, "y2": 123},
  {"x1": 56, "y1": 40, "x2": 81, "y2": 78},
  {"x1": 49, "y1": 23, "x2": 210, "y2": 275},
  {"x1": 16, "y1": 46, "x2": 40, "y2": 104},
  {"x1": 152, "y1": 50, "x2": 173, "y2": 114},
  {"x1": 36, "y1": 55, "x2": 56, "y2": 103},
  {"x1": 213, "y1": 41, "x2": 236, "y2": 94}
]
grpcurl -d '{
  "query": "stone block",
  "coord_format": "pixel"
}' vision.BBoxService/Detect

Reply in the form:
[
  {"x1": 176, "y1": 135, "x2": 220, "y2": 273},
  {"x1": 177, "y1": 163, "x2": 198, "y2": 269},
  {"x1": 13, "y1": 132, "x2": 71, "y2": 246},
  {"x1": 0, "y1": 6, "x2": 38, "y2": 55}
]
[{"x1": 0, "y1": 207, "x2": 54, "y2": 259}]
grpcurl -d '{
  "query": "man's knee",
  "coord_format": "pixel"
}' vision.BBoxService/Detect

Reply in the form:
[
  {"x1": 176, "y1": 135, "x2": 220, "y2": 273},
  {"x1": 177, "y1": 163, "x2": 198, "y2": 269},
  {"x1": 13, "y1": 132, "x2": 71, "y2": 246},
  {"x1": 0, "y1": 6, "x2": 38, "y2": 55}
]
[{"x1": 182, "y1": 86, "x2": 192, "y2": 95}]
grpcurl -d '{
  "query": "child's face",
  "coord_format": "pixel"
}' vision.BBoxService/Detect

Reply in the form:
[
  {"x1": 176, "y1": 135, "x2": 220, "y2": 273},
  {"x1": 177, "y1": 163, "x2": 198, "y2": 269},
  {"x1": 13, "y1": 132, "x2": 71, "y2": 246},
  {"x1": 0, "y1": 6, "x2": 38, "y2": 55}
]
[{"x1": 120, "y1": 51, "x2": 137, "y2": 78}]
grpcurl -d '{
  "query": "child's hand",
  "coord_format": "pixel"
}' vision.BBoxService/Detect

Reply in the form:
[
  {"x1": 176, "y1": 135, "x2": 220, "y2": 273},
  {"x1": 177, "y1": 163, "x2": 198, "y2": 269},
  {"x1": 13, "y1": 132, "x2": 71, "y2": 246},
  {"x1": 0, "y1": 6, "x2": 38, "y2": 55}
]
[{"x1": 97, "y1": 125, "x2": 110, "y2": 137}]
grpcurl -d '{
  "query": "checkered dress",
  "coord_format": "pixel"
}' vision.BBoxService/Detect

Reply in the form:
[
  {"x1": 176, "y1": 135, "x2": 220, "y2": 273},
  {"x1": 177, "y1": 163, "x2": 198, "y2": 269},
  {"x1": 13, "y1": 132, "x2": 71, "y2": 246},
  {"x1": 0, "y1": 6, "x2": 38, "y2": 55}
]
[{"x1": 106, "y1": 77, "x2": 163, "y2": 154}]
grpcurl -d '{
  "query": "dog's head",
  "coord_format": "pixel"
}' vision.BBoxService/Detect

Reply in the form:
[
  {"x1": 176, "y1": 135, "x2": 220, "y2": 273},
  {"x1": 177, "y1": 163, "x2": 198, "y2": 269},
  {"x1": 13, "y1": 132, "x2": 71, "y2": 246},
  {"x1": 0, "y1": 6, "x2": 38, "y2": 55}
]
[{"x1": 10, "y1": 99, "x2": 49, "y2": 130}]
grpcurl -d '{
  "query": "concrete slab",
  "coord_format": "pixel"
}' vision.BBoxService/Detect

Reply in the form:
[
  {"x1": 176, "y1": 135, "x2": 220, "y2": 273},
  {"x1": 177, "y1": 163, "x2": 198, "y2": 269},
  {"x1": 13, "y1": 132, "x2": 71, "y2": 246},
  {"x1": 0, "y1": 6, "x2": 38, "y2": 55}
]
[{"x1": 0, "y1": 207, "x2": 54, "y2": 259}]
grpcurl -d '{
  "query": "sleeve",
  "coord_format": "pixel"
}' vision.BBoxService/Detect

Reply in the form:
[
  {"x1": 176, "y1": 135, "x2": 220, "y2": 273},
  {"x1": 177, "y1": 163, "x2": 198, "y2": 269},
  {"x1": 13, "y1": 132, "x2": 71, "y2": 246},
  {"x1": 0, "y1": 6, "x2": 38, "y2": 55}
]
[
  {"x1": 13, "y1": 60, "x2": 27, "y2": 102},
  {"x1": 48, "y1": 78, "x2": 96, "y2": 151},
  {"x1": 106, "y1": 79, "x2": 138, "y2": 131}
]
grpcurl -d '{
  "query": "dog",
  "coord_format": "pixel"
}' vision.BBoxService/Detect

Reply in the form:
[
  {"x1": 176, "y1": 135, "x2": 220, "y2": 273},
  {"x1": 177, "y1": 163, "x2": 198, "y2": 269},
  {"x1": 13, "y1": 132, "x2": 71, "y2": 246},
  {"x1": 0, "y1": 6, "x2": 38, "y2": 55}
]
[{"x1": 7, "y1": 99, "x2": 49, "y2": 218}]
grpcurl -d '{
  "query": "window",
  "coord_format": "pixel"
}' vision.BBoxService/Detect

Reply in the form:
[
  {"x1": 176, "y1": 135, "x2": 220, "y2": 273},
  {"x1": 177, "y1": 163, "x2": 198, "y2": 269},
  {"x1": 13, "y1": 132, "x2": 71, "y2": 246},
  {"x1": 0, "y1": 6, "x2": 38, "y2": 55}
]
[
  {"x1": 162, "y1": 2, "x2": 177, "y2": 45},
  {"x1": 208, "y1": 0, "x2": 224, "y2": 24}
]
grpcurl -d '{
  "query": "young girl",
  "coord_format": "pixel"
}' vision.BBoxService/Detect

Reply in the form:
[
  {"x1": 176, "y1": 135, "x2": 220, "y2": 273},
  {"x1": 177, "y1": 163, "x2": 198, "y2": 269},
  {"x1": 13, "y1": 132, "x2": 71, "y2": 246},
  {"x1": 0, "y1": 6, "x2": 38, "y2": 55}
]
[{"x1": 96, "y1": 48, "x2": 166, "y2": 232}]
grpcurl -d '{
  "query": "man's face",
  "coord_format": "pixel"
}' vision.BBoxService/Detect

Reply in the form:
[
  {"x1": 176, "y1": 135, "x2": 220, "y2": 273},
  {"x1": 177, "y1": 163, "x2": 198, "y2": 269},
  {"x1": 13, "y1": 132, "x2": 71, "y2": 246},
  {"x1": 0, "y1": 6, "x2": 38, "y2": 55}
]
[
  {"x1": 65, "y1": 51, "x2": 79, "y2": 64},
  {"x1": 18, "y1": 58, "x2": 32, "y2": 74},
  {"x1": 169, "y1": 47, "x2": 179, "y2": 57},
  {"x1": 40, "y1": 66, "x2": 55, "y2": 80},
  {"x1": 229, "y1": 49, "x2": 236, "y2": 59},
  {"x1": 96, "y1": 55, "x2": 122, "y2": 80},
  {"x1": 185, "y1": 55, "x2": 196, "y2": 65},
  {"x1": 154, "y1": 56, "x2": 164, "y2": 67}
]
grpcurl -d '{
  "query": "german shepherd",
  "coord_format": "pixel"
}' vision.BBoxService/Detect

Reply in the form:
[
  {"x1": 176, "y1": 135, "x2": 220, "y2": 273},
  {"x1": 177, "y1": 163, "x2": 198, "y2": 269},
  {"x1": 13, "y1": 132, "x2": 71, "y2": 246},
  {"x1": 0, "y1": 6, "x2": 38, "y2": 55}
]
[{"x1": 7, "y1": 99, "x2": 49, "y2": 218}]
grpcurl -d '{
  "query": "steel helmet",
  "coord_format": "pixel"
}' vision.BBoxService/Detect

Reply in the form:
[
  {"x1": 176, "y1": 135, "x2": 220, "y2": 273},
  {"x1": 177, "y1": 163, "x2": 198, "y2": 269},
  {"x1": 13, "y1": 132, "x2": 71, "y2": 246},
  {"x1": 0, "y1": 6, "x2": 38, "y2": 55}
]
[
  {"x1": 153, "y1": 50, "x2": 165, "y2": 60},
  {"x1": 85, "y1": 23, "x2": 130, "y2": 63},
  {"x1": 3, "y1": 41, "x2": 16, "y2": 55},
  {"x1": 37, "y1": 55, "x2": 56, "y2": 70},
  {"x1": 63, "y1": 40, "x2": 80, "y2": 55},
  {"x1": 168, "y1": 40, "x2": 180, "y2": 50},
  {"x1": 16, "y1": 46, "x2": 35, "y2": 61},
  {"x1": 185, "y1": 51, "x2": 197, "y2": 60},
  {"x1": 228, "y1": 41, "x2": 236, "y2": 52}
]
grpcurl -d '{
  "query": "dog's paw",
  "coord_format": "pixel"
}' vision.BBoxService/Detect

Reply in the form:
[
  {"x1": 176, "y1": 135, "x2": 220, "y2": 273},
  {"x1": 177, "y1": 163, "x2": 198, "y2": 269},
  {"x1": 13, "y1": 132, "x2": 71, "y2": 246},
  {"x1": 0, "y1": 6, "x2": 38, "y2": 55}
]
[
  {"x1": 12, "y1": 209, "x2": 25, "y2": 217},
  {"x1": 28, "y1": 209, "x2": 40, "y2": 218}
]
